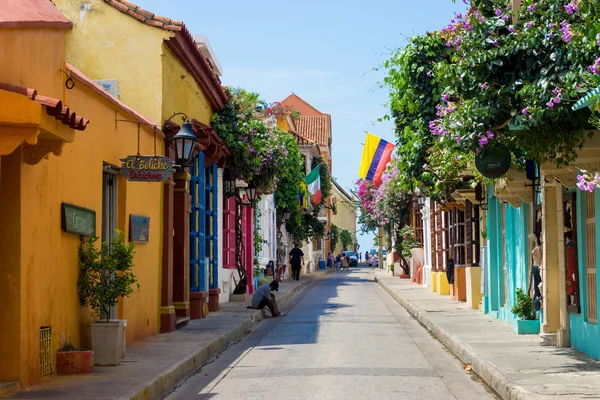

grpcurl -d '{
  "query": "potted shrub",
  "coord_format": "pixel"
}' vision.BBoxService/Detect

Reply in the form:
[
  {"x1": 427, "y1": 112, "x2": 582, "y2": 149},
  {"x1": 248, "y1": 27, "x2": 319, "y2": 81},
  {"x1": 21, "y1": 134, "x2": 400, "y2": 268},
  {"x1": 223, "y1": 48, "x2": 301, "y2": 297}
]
[
  {"x1": 56, "y1": 343, "x2": 94, "y2": 375},
  {"x1": 511, "y1": 288, "x2": 540, "y2": 334},
  {"x1": 77, "y1": 231, "x2": 139, "y2": 366}
]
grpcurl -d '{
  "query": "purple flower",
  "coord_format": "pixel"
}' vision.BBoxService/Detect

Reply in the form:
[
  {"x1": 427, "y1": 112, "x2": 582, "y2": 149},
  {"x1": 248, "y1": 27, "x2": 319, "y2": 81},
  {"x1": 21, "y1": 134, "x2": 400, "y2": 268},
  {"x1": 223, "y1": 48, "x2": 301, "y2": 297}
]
[
  {"x1": 547, "y1": 33, "x2": 554, "y2": 39},
  {"x1": 590, "y1": 64, "x2": 600, "y2": 75},
  {"x1": 552, "y1": 88, "x2": 559, "y2": 95},
  {"x1": 426, "y1": 71, "x2": 432, "y2": 77},
  {"x1": 528, "y1": 3, "x2": 537, "y2": 12},
  {"x1": 565, "y1": 3, "x2": 574, "y2": 14},
  {"x1": 456, "y1": 137, "x2": 461, "y2": 145},
  {"x1": 553, "y1": 96, "x2": 561, "y2": 104},
  {"x1": 501, "y1": 15, "x2": 509, "y2": 22},
  {"x1": 495, "y1": 8, "x2": 502, "y2": 16},
  {"x1": 486, "y1": 130, "x2": 494, "y2": 139},
  {"x1": 479, "y1": 136, "x2": 488, "y2": 148},
  {"x1": 596, "y1": 33, "x2": 600, "y2": 46},
  {"x1": 477, "y1": 15, "x2": 485, "y2": 23},
  {"x1": 492, "y1": 40, "x2": 499, "y2": 47},
  {"x1": 560, "y1": 22, "x2": 573, "y2": 43},
  {"x1": 441, "y1": 93, "x2": 449, "y2": 102},
  {"x1": 526, "y1": 22, "x2": 533, "y2": 28},
  {"x1": 481, "y1": 82, "x2": 489, "y2": 89},
  {"x1": 508, "y1": 25, "x2": 515, "y2": 32},
  {"x1": 546, "y1": 101, "x2": 555, "y2": 108},
  {"x1": 522, "y1": 108, "x2": 528, "y2": 114},
  {"x1": 549, "y1": 23, "x2": 555, "y2": 29}
]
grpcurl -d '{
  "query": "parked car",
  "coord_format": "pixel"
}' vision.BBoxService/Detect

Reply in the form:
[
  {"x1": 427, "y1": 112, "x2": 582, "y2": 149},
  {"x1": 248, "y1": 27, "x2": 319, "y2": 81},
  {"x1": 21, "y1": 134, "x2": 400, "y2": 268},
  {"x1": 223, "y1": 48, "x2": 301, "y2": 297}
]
[{"x1": 342, "y1": 251, "x2": 358, "y2": 267}]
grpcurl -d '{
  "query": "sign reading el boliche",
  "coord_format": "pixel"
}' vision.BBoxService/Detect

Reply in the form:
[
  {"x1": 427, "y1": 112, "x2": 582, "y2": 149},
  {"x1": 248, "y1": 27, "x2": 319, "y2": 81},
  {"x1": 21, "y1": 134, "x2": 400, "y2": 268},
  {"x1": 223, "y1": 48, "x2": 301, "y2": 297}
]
[{"x1": 120, "y1": 155, "x2": 175, "y2": 182}]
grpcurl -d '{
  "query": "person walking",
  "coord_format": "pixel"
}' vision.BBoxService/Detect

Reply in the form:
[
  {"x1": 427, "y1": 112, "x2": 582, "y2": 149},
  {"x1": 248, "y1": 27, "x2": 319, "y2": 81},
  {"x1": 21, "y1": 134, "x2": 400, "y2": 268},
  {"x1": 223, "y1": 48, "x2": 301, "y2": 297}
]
[
  {"x1": 341, "y1": 253, "x2": 349, "y2": 271},
  {"x1": 335, "y1": 253, "x2": 341, "y2": 271},
  {"x1": 289, "y1": 243, "x2": 304, "y2": 281},
  {"x1": 327, "y1": 252, "x2": 333, "y2": 268}
]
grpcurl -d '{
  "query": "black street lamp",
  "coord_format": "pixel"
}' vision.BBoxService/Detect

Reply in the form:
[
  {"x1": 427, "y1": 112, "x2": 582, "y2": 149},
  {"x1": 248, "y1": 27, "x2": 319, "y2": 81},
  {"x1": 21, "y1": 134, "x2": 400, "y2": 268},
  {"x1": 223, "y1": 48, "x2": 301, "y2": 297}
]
[
  {"x1": 163, "y1": 112, "x2": 197, "y2": 169},
  {"x1": 172, "y1": 119, "x2": 196, "y2": 168},
  {"x1": 242, "y1": 182, "x2": 258, "y2": 206}
]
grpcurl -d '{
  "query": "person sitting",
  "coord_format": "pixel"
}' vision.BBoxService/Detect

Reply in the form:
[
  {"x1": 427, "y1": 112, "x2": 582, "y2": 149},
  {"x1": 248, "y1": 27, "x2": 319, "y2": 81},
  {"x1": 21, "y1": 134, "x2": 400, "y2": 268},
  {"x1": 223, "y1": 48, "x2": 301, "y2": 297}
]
[{"x1": 248, "y1": 281, "x2": 282, "y2": 317}]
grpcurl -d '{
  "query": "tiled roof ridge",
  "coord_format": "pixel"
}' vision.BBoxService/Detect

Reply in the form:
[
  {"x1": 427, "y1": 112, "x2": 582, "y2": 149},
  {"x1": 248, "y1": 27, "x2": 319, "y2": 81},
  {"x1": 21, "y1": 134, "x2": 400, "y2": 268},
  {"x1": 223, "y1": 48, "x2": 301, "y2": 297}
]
[
  {"x1": 103, "y1": 0, "x2": 182, "y2": 30},
  {"x1": 0, "y1": 81, "x2": 89, "y2": 131},
  {"x1": 281, "y1": 93, "x2": 324, "y2": 115}
]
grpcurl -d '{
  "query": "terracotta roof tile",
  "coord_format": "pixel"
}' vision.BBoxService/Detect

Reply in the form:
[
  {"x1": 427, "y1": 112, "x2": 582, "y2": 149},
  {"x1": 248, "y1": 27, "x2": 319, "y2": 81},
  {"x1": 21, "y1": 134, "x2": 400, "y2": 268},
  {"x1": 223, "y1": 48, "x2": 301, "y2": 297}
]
[
  {"x1": 0, "y1": 0, "x2": 72, "y2": 29},
  {"x1": 281, "y1": 93, "x2": 324, "y2": 116},
  {"x1": 295, "y1": 115, "x2": 331, "y2": 147},
  {"x1": 103, "y1": 0, "x2": 182, "y2": 31},
  {"x1": 0, "y1": 82, "x2": 89, "y2": 131}
]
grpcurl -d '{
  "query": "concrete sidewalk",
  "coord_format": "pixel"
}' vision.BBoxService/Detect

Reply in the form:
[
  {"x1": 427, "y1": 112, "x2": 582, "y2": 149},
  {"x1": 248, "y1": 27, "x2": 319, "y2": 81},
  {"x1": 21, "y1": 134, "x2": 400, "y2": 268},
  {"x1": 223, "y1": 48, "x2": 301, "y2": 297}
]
[
  {"x1": 4, "y1": 269, "x2": 332, "y2": 400},
  {"x1": 374, "y1": 272, "x2": 600, "y2": 400}
]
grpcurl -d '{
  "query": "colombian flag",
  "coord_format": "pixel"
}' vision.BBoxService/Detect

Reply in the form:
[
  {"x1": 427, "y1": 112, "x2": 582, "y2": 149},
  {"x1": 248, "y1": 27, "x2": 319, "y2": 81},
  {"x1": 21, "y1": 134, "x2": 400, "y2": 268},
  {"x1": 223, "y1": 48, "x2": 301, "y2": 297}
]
[{"x1": 358, "y1": 133, "x2": 395, "y2": 187}]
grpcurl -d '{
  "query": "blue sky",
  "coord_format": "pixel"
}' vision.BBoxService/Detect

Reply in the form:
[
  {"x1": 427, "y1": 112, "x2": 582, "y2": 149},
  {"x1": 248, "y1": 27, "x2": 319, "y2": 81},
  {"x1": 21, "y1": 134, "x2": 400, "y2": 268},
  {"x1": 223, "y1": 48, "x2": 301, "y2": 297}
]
[{"x1": 134, "y1": 0, "x2": 468, "y2": 251}]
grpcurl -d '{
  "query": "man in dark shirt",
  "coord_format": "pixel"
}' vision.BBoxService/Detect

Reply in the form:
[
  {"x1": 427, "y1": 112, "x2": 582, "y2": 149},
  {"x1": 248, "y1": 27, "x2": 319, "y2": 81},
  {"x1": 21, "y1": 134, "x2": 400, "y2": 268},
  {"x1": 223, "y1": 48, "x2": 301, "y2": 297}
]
[{"x1": 289, "y1": 243, "x2": 304, "y2": 281}]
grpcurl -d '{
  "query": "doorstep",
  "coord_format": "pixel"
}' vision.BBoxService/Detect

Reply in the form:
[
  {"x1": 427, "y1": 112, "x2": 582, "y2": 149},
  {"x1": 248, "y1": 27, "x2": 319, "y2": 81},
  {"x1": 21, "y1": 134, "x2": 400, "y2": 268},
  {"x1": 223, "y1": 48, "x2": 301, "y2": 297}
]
[{"x1": 3, "y1": 269, "x2": 333, "y2": 400}]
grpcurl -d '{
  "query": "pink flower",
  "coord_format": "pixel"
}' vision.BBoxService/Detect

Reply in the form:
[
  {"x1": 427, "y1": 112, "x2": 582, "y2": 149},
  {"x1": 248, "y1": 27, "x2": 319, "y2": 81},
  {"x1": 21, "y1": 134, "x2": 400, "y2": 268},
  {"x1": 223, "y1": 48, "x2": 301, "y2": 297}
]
[
  {"x1": 553, "y1": 96, "x2": 561, "y2": 104},
  {"x1": 526, "y1": 22, "x2": 533, "y2": 28},
  {"x1": 486, "y1": 130, "x2": 494, "y2": 139},
  {"x1": 546, "y1": 101, "x2": 555, "y2": 108},
  {"x1": 479, "y1": 136, "x2": 488, "y2": 148},
  {"x1": 481, "y1": 82, "x2": 488, "y2": 89},
  {"x1": 522, "y1": 108, "x2": 528, "y2": 114}
]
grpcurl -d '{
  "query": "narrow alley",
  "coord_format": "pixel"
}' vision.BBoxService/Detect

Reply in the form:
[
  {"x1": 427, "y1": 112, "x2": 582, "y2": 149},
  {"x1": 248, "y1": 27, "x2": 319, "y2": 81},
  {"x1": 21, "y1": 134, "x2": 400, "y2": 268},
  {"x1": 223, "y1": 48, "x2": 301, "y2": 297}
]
[{"x1": 165, "y1": 267, "x2": 496, "y2": 400}]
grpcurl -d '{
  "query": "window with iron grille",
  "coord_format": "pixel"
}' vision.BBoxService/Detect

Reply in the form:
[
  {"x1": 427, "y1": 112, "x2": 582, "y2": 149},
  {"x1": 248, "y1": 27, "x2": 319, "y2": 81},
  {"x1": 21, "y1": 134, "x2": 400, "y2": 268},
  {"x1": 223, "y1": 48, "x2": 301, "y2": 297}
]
[
  {"x1": 564, "y1": 192, "x2": 580, "y2": 313},
  {"x1": 39, "y1": 326, "x2": 52, "y2": 376}
]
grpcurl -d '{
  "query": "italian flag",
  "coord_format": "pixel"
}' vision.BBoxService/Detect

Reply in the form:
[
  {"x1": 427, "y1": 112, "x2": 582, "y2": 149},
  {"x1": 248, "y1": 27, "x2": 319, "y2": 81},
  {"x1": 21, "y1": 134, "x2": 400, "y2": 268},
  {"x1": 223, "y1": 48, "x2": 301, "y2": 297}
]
[{"x1": 306, "y1": 165, "x2": 322, "y2": 205}]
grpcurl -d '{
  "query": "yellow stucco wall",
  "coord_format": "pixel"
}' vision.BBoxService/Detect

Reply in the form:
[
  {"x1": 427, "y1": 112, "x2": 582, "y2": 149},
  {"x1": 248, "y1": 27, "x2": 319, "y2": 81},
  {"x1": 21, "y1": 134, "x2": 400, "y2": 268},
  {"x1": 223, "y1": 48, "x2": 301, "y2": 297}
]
[
  {"x1": 53, "y1": 0, "x2": 168, "y2": 123},
  {"x1": 0, "y1": 29, "x2": 66, "y2": 99},
  {"x1": 0, "y1": 77, "x2": 164, "y2": 386},
  {"x1": 331, "y1": 184, "x2": 357, "y2": 254},
  {"x1": 161, "y1": 45, "x2": 214, "y2": 124}
]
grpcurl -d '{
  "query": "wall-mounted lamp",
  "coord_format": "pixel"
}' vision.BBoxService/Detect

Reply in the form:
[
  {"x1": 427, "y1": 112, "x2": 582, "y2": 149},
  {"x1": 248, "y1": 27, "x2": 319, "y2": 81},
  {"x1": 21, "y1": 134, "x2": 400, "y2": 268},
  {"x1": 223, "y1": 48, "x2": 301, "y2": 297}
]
[
  {"x1": 223, "y1": 168, "x2": 237, "y2": 197},
  {"x1": 525, "y1": 159, "x2": 541, "y2": 195},
  {"x1": 163, "y1": 112, "x2": 197, "y2": 170}
]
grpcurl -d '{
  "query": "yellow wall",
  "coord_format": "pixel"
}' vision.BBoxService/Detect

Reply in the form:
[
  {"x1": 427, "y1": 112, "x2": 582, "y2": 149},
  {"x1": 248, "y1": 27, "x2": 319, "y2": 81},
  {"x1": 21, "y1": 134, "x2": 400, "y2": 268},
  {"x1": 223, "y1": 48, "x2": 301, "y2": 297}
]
[
  {"x1": 161, "y1": 45, "x2": 214, "y2": 124},
  {"x1": 331, "y1": 184, "x2": 357, "y2": 254},
  {"x1": 0, "y1": 80, "x2": 164, "y2": 386},
  {"x1": 53, "y1": 0, "x2": 168, "y2": 123},
  {"x1": 0, "y1": 29, "x2": 66, "y2": 99}
]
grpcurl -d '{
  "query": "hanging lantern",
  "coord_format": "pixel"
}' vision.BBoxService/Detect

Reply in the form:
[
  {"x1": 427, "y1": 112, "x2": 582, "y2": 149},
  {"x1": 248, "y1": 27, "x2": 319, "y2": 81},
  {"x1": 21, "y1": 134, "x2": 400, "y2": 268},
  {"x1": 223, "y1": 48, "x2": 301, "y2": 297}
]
[{"x1": 172, "y1": 119, "x2": 197, "y2": 168}]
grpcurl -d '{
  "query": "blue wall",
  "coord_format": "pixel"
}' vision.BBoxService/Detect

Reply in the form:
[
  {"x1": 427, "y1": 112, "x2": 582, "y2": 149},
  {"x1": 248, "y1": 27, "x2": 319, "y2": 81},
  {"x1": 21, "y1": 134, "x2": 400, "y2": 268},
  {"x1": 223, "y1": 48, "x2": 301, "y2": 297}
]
[
  {"x1": 569, "y1": 187, "x2": 600, "y2": 359},
  {"x1": 485, "y1": 186, "x2": 531, "y2": 324}
]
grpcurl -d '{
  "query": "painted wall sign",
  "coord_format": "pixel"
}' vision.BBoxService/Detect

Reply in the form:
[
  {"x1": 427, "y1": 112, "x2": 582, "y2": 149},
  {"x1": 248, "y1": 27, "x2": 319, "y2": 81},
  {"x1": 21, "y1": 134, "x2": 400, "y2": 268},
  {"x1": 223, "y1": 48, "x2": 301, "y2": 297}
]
[
  {"x1": 475, "y1": 144, "x2": 512, "y2": 179},
  {"x1": 62, "y1": 203, "x2": 96, "y2": 237},
  {"x1": 120, "y1": 155, "x2": 175, "y2": 182},
  {"x1": 130, "y1": 215, "x2": 150, "y2": 243}
]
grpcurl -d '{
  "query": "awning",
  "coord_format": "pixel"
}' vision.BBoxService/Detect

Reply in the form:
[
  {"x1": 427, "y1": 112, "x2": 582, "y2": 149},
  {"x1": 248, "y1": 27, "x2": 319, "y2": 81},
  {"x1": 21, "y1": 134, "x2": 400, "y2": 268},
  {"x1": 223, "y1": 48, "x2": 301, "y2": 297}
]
[
  {"x1": 572, "y1": 85, "x2": 600, "y2": 111},
  {"x1": 0, "y1": 82, "x2": 88, "y2": 164}
]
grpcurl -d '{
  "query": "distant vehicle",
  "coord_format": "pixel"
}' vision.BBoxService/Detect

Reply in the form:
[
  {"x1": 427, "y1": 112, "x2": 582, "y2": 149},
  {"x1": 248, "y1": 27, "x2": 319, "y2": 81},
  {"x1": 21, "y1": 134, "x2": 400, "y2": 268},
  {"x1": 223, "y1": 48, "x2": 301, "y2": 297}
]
[
  {"x1": 342, "y1": 251, "x2": 358, "y2": 267},
  {"x1": 369, "y1": 248, "x2": 387, "y2": 257}
]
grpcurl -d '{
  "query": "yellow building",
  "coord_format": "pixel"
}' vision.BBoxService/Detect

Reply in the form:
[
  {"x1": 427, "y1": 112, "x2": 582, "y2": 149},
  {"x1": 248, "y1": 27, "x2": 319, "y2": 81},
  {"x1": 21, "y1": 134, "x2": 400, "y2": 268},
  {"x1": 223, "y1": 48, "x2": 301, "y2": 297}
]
[
  {"x1": 330, "y1": 178, "x2": 357, "y2": 254},
  {"x1": 0, "y1": 0, "x2": 165, "y2": 387},
  {"x1": 52, "y1": 0, "x2": 229, "y2": 331}
]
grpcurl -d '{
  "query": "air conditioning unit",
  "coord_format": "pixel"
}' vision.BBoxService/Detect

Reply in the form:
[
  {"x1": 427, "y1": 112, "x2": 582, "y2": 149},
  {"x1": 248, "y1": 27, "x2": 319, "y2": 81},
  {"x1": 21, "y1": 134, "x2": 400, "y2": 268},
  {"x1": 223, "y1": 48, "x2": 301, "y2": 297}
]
[{"x1": 94, "y1": 80, "x2": 120, "y2": 99}]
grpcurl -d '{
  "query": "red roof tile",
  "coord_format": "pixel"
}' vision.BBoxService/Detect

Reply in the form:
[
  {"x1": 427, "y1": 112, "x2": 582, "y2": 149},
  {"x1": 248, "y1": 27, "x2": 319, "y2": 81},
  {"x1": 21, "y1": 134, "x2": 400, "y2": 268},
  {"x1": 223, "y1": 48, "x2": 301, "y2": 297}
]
[
  {"x1": 295, "y1": 115, "x2": 331, "y2": 147},
  {"x1": 103, "y1": 0, "x2": 182, "y2": 31},
  {"x1": 0, "y1": 82, "x2": 88, "y2": 130},
  {"x1": 0, "y1": 0, "x2": 72, "y2": 29}
]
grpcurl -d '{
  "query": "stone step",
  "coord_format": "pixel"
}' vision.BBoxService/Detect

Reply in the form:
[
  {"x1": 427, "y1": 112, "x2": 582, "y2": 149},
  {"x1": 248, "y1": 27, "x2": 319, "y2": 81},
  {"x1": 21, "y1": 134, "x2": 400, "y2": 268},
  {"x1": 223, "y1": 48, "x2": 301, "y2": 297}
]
[
  {"x1": 0, "y1": 382, "x2": 20, "y2": 398},
  {"x1": 175, "y1": 316, "x2": 190, "y2": 329}
]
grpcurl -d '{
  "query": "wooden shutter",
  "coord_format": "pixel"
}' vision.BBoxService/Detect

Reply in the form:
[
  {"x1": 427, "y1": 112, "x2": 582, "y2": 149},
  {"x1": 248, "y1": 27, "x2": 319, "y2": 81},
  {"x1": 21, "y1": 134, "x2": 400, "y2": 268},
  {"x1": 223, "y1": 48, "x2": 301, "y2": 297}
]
[{"x1": 586, "y1": 192, "x2": 597, "y2": 322}]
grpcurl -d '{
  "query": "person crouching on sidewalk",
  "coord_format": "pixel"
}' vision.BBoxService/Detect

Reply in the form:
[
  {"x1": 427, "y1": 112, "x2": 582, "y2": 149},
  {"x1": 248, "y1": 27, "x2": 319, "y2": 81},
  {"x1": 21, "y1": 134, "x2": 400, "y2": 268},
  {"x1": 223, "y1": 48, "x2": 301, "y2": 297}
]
[{"x1": 248, "y1": 281, "x2": 282, "y2": 317}]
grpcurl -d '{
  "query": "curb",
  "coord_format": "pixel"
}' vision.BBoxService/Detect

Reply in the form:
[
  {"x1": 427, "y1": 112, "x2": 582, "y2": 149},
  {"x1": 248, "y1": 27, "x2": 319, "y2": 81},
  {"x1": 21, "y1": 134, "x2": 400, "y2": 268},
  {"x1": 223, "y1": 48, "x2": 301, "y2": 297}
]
[
  {"x1": 126, "y1": 270, "x2": 332, "y2": 400},
  {"x1": 374, "y1": 275, "x2": 536, "y2": 400}
]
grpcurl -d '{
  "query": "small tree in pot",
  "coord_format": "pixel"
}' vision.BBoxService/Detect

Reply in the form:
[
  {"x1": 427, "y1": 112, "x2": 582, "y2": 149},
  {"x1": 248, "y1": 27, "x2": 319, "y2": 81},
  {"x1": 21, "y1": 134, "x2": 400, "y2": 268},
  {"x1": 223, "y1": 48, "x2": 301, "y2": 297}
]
[{"x1": 78, "y1": 231, "x2": 138, "y2": 365}]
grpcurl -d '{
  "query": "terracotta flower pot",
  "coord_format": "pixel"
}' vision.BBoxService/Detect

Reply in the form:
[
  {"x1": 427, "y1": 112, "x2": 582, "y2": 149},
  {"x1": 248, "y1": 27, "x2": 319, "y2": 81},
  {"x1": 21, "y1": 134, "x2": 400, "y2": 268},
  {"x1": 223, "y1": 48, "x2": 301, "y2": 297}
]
[{"x1": 56, "y1": 350, "x2": 94, "y2": 374}]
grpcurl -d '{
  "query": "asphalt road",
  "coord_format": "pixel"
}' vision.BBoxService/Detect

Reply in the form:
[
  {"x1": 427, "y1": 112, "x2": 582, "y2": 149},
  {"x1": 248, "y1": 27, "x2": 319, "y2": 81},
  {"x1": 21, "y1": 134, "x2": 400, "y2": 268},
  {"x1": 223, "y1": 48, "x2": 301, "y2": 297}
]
[{"x1": 165, "y1": 267, "x2": 498, "y2": 400}]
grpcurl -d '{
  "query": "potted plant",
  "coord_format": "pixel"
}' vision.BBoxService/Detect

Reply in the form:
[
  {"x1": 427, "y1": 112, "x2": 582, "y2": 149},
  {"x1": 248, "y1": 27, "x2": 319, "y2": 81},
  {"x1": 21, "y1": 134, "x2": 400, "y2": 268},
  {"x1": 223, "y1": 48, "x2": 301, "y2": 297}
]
[
  {"x1": 511, "y1": 288, "x2": 540, "y2": 335},
  {"x1": 77, "y1": 231, "x2": 139, "y2": 366},
  {"x1": 56, "y1": 343, "x2": 94, "y2": 374}
]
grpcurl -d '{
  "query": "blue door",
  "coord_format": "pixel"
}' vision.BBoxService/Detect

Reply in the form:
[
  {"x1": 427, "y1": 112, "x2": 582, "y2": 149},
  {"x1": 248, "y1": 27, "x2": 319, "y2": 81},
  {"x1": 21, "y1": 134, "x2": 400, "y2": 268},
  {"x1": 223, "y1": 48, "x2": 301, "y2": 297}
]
[{"x1": 190, "y1": 153, "x2": 206, "y2": 292}]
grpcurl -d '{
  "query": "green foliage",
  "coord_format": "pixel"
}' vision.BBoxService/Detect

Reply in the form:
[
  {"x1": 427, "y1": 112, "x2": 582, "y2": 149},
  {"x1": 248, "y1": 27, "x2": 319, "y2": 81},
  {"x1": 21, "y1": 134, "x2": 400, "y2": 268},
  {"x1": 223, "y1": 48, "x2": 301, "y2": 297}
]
[
  {"x1": 396, "y1": 225, "x2": 422, "y2": 258},
  {"x1": 77, "y1": 232, "x2": 139, "y2": 322},
  {"x1": 511, "y1": 288, "x2": 536, "y2": 320},
  {"x1": 340, "y1": 229, "x2": 353, "y2": 251},
  {"x1": 211, "y1": 87, "x2": 292, "y2": 194},
  {"x1": 330, "y1": 223, "x2": 340, "y2": 253}
]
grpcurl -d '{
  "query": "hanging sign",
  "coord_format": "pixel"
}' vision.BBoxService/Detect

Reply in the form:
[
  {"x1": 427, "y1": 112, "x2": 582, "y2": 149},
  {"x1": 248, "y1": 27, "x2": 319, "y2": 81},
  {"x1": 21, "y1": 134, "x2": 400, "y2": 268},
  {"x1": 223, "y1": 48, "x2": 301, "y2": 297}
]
[
  {"x1": 475, "y1": 144, "x2": 512, "y2": 179},
  {"x1": 62, "y1": 203, "x2": 96, "y2": 237},
  {"x1": 120, "y1": 155, "x2": 175, "y2": 182},
  {"x1": 129, "y1": 215, "x2": 150, "y2": 243}
]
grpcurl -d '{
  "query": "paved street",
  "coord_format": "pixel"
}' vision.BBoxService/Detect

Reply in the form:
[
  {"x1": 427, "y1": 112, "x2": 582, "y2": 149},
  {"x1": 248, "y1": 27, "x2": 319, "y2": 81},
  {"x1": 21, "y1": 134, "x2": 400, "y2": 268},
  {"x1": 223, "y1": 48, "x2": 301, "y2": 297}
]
[{"x1": 165, "y1": 267, "x2": 497, "y2": 400}]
